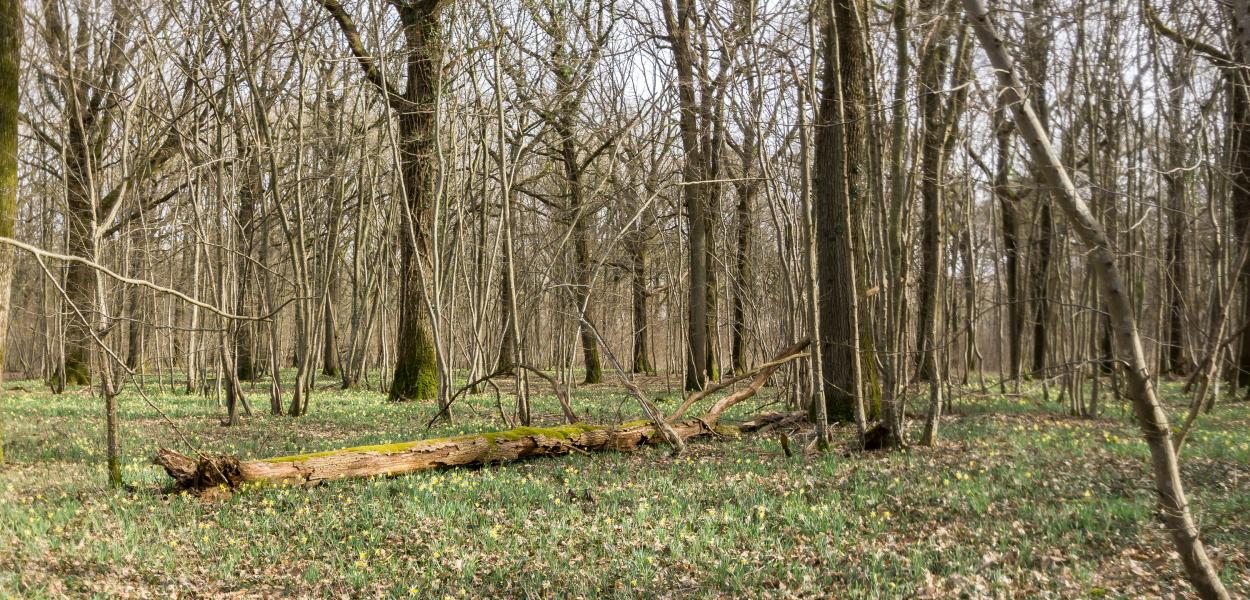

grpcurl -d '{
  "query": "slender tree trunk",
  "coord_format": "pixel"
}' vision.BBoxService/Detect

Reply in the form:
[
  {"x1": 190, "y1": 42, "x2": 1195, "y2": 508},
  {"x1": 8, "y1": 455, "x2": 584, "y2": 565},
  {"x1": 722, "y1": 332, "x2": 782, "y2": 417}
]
[
  {"x1": 184, "y1": 243, "x2": 202, "y2": 394},
  {"x1": 124, "y1": 233, "x2": 144, "y2": 370},
  {"x1": 631, "y1": 217, "x2": 654, "y2": 374},
  {"x1": 662, "y1": 0, "x2": 709, "y2": 392},
  {"x1": 995, "y1": 104, "x2": 1023, "y2": 383},
  {"x1": 573, "y1": 216, "x2": 601, "y2": 384},
  {"x1": 235, "y1": 141, "x2": 259, "y2": 381},
  {"x1": 705, "y1": 225, "x2": 720, "y2": 381},
  {"x1": 914, "y1": 0, "x2": 951, "y2": 381},
  {"x1": 559, "y1": 122, "x2": 602, "y2": 385},
  {"x1": 875, "y1": 0, "x2": 910, "y2": 449},
  {"x1": 731, "y1": 179, "x2": 754, "y2": 376},
  {"x1": 496, "y1": 270, "x2": 517, "y2": 374},
  {"x1": 1163, "y1": 52, "x2": 1193, "y2": 376},
  {"x1": 1024, "y1": 0, "x2": 1053, "y2": 378}
]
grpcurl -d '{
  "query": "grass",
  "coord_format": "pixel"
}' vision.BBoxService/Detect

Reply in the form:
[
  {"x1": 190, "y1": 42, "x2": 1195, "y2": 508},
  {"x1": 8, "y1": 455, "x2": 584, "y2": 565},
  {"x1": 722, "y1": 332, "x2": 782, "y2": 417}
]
[{"x1": 1, "y1": 372, "x2": 1248, "y2": 598}]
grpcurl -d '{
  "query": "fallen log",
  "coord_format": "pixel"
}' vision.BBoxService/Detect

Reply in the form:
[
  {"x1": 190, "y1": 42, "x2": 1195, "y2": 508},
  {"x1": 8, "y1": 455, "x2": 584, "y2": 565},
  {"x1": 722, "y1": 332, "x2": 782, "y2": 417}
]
[
  {"x1": 156, "y1": 420, "x2": 736, "y2": 491},
  {"x1": 155, "y1": 339, "x2": 807, "y2": 492},
  {"x1": 739, "y1": 411, "x2": 807, "y2": 433}
]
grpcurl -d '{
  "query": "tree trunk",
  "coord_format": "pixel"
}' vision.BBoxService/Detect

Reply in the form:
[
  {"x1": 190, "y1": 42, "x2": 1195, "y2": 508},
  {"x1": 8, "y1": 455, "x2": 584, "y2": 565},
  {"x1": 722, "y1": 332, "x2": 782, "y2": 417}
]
[
  {"x1": 573, "y1": 214, "x2": 601, "y2": 384},
  {"x1": 995, "y1": 104, "x2": 1023, "y2": 383},
  {"x1": 316, "y1": 0, "x2": 444, "y2": 403},
  {"x1": 124, "y1": 238, "x2": 144, "y2": 370},
  {"x1": 1024, "y1": 0, "x2": 1054, "y2": 378},
  {"x1": 387, "y1": 7, "x2": 442, "y2": 402},
  {"x1": 730, "y1": 169, "x2": 755, "y2": 377},
  {"x1": 62, "y1": 143, "x2": 96, "y2": 387},
  {"x1": 1163, "y1": 52, "x2": 1192, "y2": 377},
  {"x1": 662, "y1": 0, "x2": 709, "y2": 392},
  {"x1": 496, "y1": 269, "x2": 517, "y2": 374},
  {"x1": 914, "y1": 0, "x2": 952, "y2": 381},
  {"x1": 813, "y1": 0, "x2": 867, "y2": 424},
  {"x1": 1230, "y1": 82, "x2": 1250, "y2": 386},
  {"x1": 631, "y1": 220, "x2": 654, "y2": 374},
  {"x1": 563, "y1": 130, "x2": 602, "y2": 386},
  {"x1": 0, "y1": 0, "x2": 19, "y2": 462},
  {"x1": 235, "y1": 142, "x2": 259, "y2": 381},
  {"x1": 155, "y1": 339, "x2": 808, "y2": 492}
]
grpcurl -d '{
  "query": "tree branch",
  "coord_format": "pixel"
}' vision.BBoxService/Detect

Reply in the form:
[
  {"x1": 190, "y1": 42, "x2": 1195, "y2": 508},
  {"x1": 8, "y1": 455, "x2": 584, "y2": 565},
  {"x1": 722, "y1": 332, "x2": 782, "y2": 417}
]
[
  {"x1": 1142, "y1": 1, "x2": 1233, "y2": 68},
  {"x1": 316, "y1": 0, "x2": 408, "y2": 109}
]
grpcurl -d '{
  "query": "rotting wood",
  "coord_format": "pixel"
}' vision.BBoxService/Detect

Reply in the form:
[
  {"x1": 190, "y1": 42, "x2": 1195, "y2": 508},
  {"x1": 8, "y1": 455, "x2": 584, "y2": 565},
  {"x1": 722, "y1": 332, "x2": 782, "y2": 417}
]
[
  {"x1": 155, "y1": 340, "x2": 807, "y2": 492},
  {"x1": 738, "y1": 411, "x2": 807, "y2": 433},
  {"x1": 156, "y1": 420, "x2": 730, "y2": 491}
]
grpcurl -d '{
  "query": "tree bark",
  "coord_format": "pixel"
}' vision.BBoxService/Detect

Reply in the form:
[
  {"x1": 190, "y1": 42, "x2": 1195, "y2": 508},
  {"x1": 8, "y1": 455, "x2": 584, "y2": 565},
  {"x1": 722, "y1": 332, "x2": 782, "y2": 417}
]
[
  {"x1": 631, "y1": 219, "x2": 654, "y2": 374},
  {"x1": 730, "y1": 166, "x2": 755, "y2": 376},
  {"x1": 0, "y1": 0, "x2": 19, "y2": 462},
  {"x1": 1024, "y1": 0, "x2": 1054, "y2": 378},
  {"x1": 662, "y1": 0, "x2": 709, "y2": 392},
  {"x1": 317, "y1": 0, "x2": 444, "y2": 402},
  {"x1": 813, "y1": 0, "x2": 867, "y2": 424},
  {"x1": 995, "y1": 104, "x2": 1023, "y2": 383},
  {"x1": 495, "y1": 269, "x2": 517, "y2": 374},
  {"x1": 913, "y1": 0, "x2": 952, "y2": 381},
  {"x1": 124, "y1": 235, "x2": 144, "y2": 371},
  {"x1": 157, "y1": 338, "x2": 807, "y2": 492},
  {"x1": 1162, "y1": 52, "x2": 1192, "y2": 376},
  {"x1": 234, "y1": 139, "x2": 259, "y2": 381},
  {"x1": 1230, "y1": 80, "x2": 1250, "y2": 386}
]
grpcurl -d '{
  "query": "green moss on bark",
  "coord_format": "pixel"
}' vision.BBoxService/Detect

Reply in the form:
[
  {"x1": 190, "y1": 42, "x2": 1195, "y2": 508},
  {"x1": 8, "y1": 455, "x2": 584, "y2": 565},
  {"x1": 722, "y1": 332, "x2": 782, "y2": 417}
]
[
  {"x1": 389, "y1": 320, "x2": 438, "y2": 402},
  {"x1": 62, "y1": 359, "x2": 91, "y2": 386},
  {"x1": 266, "y1": 423, "x2": 609, "y2": 463},
  {"x1": 583, "y1": 355, "x2": 602, "y2": 384}
]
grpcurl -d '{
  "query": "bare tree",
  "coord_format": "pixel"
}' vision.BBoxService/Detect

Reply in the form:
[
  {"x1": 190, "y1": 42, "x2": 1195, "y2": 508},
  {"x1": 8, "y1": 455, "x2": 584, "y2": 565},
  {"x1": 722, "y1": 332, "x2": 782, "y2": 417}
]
[
  {"x1": 962, "y1": 0, "x2": 1229, "y2": 595},
  {"x1": 317, "y1": 0, "x2": 447, "y2": 402}
]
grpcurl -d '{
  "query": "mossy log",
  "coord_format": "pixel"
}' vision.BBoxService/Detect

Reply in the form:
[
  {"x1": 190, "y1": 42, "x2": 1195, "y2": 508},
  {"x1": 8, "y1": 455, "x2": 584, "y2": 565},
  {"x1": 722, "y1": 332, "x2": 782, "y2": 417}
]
[
  {"x1": 155, "y1": 339, "x2": 809, "y2": 492},
  {"x1": 155, "y1": 420, "x2": 734, "y2": 491}
]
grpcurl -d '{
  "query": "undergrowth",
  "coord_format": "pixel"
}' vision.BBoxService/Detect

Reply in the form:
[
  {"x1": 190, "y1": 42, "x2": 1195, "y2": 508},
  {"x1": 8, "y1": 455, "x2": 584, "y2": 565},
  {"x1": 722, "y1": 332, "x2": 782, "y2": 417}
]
[{"x1": 0, "y1": 373, "x2": 1247, "y2": 598}]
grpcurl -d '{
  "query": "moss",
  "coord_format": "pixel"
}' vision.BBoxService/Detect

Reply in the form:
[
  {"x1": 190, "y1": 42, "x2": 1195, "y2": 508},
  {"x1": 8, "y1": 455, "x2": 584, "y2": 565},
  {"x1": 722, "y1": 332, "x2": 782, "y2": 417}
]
[
  {"x1": 390, "y1": 358, "x2": 437, "y2": 402},
  {"x1": 583, "y1": 347, "x2": 602, "y2": 384},
  {"x1": 478, "y1": 423, "x2": 604, "y2": 442},
  {"x1": 62, "y1": 360, "x2": 91, "y2": 387},
  {"x1": 267, "y1": 440, "x2": 427, "y2": 463},
  {"x1": 860, "y1": 322, "x2": 882, "y2": 420},
  {"x1": 107, "y1": 455, "x2": 122, "y2": 488},
  {"x1": 632, "y1": 350, "x2": 654, "y2": 375},
  {"x1": 618, "y1": 419, "x2": 653, "y2": 429},
  {"x1": 264, "y1": 423, "x2": 607, "y2": 463},
  {"x1": 389, "y1": 311, "x2": 438, "y2": 401}
]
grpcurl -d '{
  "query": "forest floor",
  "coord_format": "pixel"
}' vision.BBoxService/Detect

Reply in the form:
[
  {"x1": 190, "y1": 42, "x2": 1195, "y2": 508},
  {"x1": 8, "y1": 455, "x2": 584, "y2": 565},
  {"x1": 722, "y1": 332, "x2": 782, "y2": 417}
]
[{"x1": 0, "y1": 373, "x2": 1248, "y2": 598}]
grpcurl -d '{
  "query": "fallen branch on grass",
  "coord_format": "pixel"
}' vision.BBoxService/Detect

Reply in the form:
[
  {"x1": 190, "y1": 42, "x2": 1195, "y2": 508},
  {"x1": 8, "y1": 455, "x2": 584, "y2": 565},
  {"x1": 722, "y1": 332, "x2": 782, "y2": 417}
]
[
  {"x1": 155, "y1": 420, "x2": 732, "y2": 490},
  {"x1": 667, "y1": 339, "x2": 809, "y2": 422},
  {"x1": 154, "y1": 340, "x2": 809, "y2": 492}
]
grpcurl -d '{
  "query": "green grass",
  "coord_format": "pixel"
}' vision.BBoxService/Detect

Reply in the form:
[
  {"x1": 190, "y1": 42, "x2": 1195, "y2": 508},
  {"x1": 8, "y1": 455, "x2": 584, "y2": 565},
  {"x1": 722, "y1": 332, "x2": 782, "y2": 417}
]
[{"x1": 1, "y1": 373, "x2": 1248, "y2": 598}]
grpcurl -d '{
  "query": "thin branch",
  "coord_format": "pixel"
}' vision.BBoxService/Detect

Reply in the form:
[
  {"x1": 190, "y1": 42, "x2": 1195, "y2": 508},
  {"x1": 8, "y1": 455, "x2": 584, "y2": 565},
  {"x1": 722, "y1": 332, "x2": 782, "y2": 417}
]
[{"x1": 0, "y1": 236, "x2": 286, "y2": 322}]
